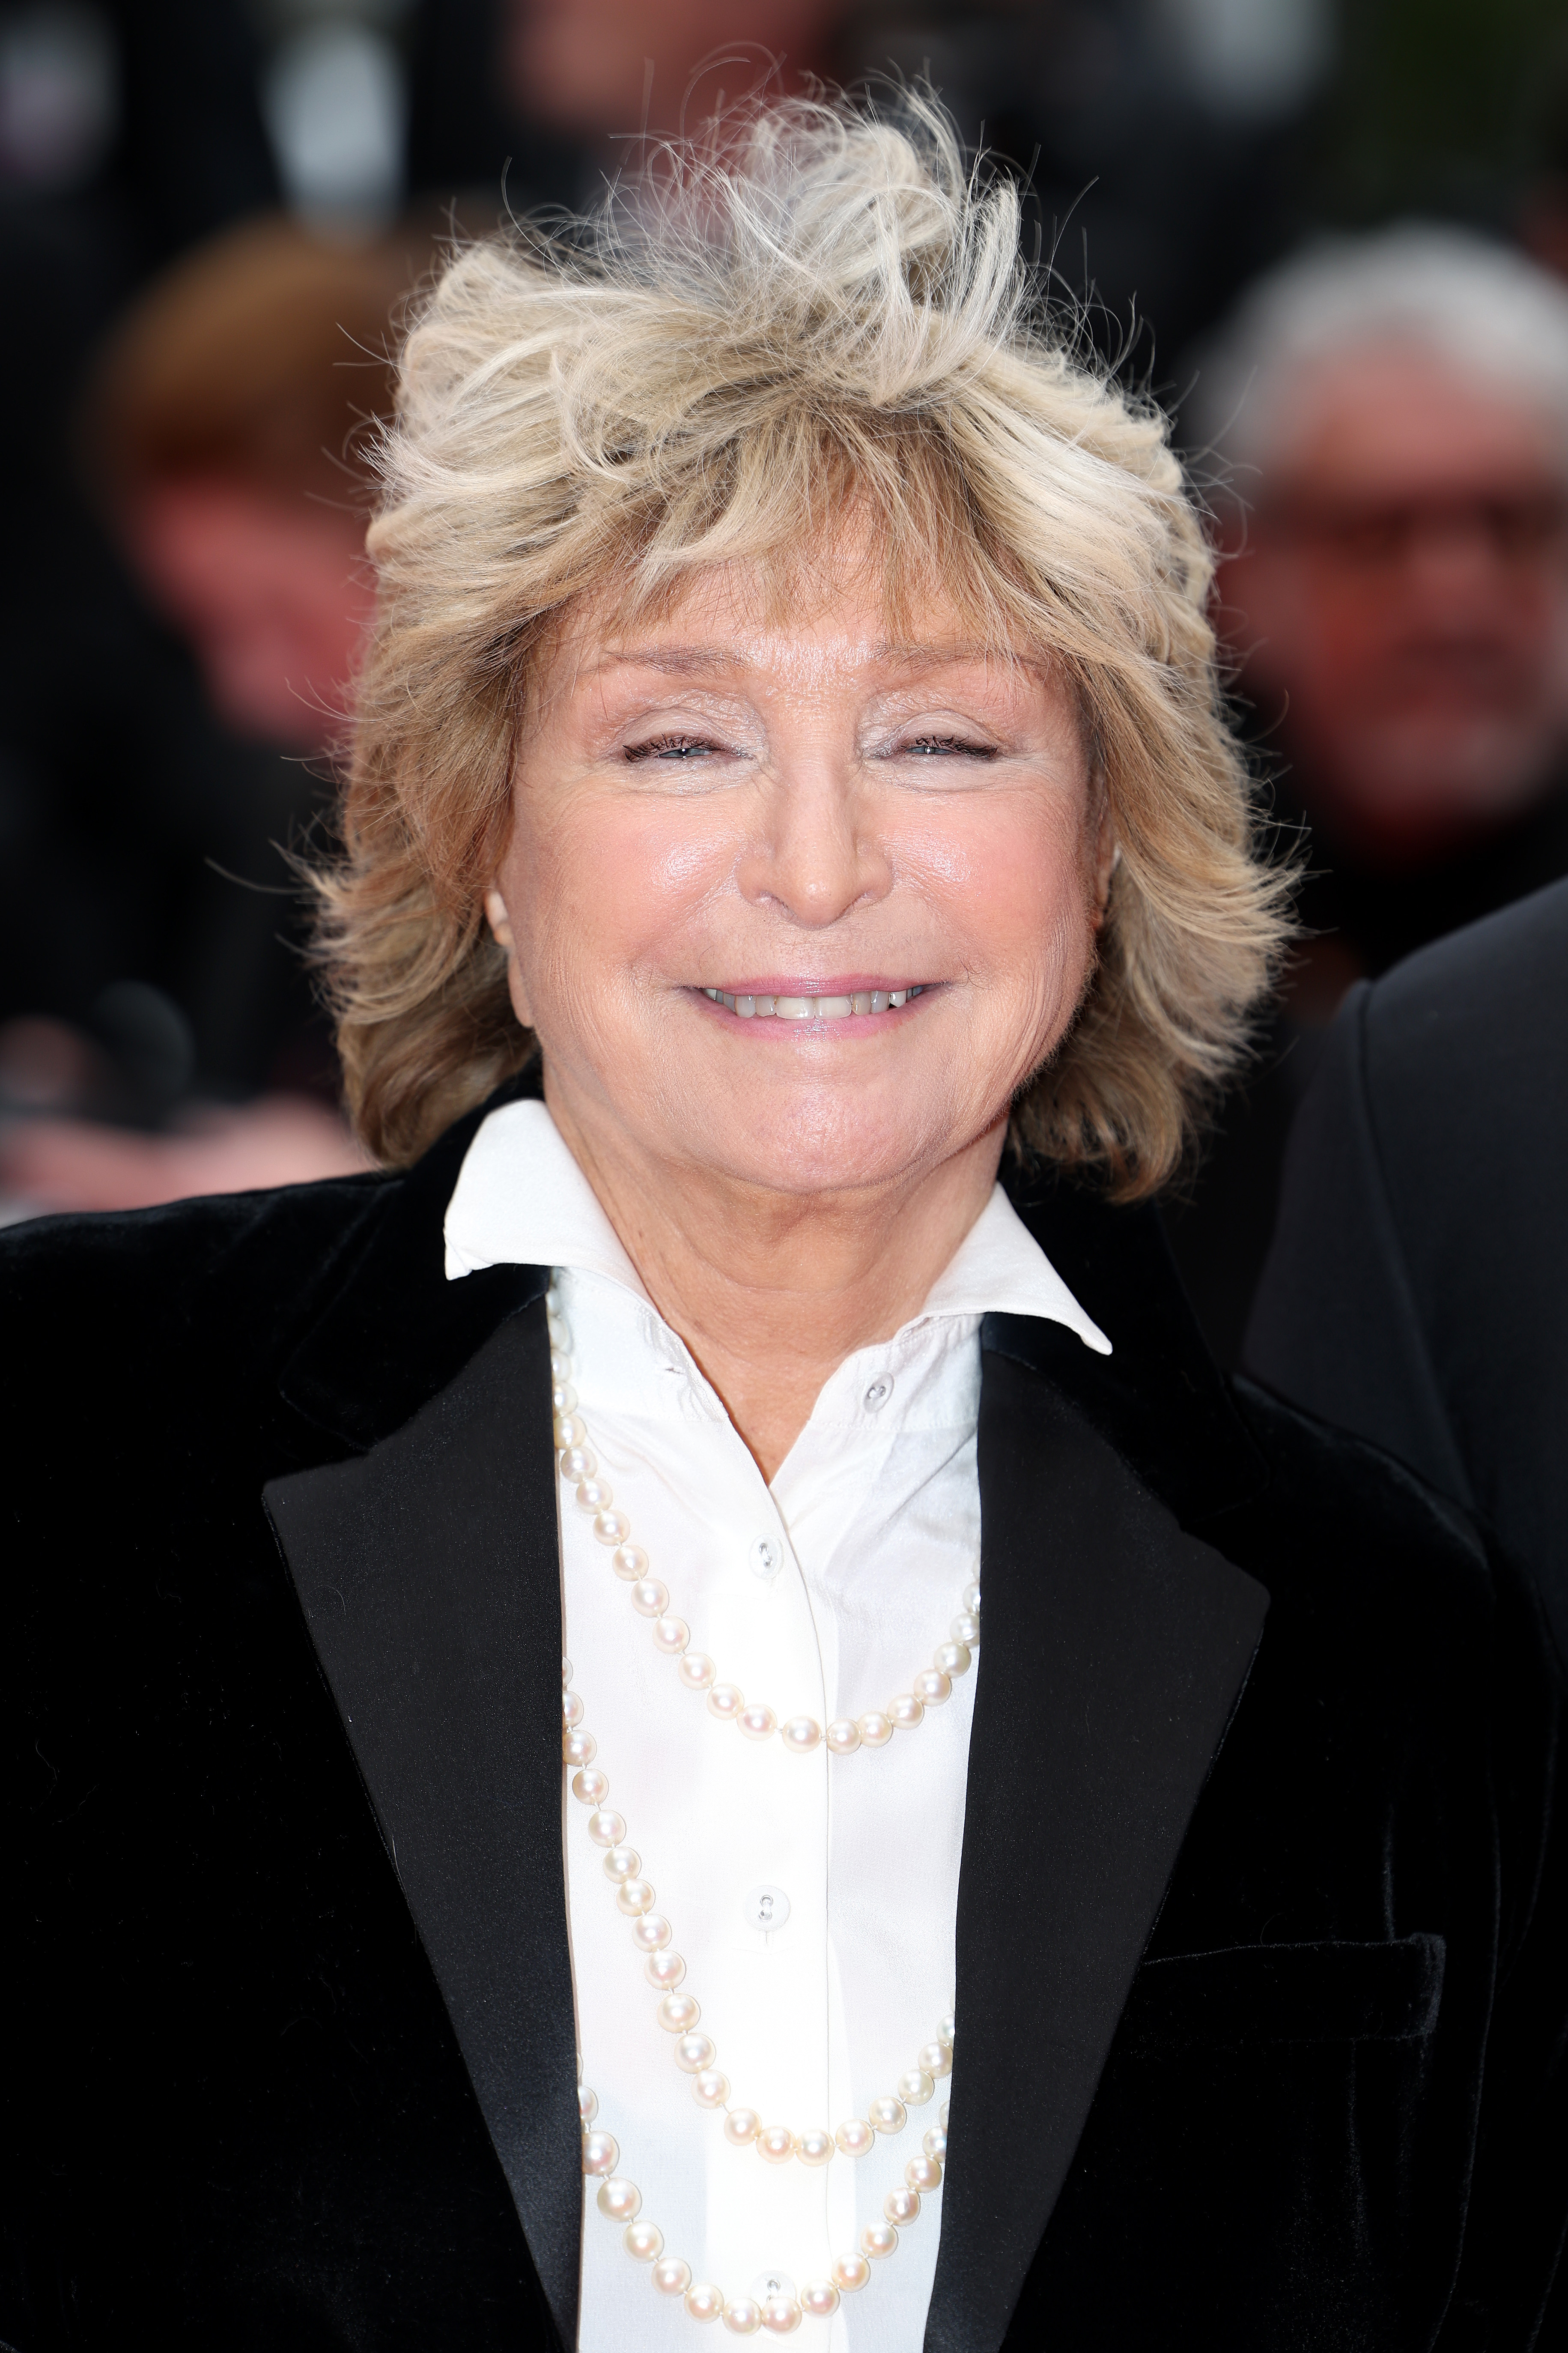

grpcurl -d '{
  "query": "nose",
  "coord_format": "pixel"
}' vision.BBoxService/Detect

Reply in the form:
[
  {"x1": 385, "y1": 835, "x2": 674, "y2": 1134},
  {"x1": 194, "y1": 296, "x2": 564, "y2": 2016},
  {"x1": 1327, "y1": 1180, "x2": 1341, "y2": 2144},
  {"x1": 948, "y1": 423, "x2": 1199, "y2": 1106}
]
[{"x1": 736, "y1": 761, "x2": 893, "y2": 929}]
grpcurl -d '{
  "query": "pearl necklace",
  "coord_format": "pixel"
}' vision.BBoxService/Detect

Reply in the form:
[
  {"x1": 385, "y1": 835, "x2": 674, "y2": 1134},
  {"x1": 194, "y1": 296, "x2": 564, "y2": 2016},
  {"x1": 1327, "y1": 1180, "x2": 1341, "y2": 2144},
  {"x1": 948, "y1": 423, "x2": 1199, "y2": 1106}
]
[
  {"x1": 579, "y1": 2084, "x2": 949, "y2": 2335},
  {"x1": 548, "y1": 1287, "x2": 982, "y2": 1754},
  {"x1": 563, "y1": 1662, "x2": 956, "y2": 2162}
]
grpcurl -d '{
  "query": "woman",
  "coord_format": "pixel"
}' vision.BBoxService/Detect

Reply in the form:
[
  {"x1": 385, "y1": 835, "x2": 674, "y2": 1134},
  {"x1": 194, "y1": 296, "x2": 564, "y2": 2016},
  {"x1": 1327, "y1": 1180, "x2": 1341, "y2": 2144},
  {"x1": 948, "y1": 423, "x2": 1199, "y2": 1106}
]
[{"x1": 5, "y1": 101, "x2": 1565, "y2": 2352}]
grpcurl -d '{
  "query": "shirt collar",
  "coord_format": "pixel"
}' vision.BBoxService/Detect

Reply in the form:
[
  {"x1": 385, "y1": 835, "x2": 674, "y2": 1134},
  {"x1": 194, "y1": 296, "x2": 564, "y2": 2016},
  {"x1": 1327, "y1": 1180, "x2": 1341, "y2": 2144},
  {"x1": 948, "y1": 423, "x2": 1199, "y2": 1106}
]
[{"x1": 444, "y1": 1096, "x2": 1110, "y2": 1356}]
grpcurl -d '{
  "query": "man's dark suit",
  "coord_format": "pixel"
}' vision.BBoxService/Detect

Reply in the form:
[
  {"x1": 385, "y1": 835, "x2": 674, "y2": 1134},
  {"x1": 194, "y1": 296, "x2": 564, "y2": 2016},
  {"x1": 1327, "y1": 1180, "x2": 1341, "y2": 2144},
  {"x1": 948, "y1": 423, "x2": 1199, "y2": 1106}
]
[
  {"x1": 1245, "y1": 875, "x2": 1568, "y2": 1667},
  {"x1": 6, "y1": 1072, "x2": 1568, "y2": 2350}
]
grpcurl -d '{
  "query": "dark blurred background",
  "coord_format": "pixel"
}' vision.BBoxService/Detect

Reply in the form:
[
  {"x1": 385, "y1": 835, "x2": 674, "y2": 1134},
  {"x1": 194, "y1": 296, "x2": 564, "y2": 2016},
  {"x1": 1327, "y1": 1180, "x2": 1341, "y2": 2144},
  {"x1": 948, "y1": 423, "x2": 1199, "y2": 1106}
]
[{"x1": 2, "y1": 0, "x2": 1565, "y2": 1357}]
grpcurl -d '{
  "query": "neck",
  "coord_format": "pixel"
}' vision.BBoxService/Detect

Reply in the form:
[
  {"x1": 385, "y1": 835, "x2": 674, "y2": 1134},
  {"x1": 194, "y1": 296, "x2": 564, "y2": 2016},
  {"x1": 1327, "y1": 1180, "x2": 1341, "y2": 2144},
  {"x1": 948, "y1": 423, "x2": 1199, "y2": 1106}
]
[{"x1": 542, "y1": 1078, "x2": 1006, "y2": 1482}]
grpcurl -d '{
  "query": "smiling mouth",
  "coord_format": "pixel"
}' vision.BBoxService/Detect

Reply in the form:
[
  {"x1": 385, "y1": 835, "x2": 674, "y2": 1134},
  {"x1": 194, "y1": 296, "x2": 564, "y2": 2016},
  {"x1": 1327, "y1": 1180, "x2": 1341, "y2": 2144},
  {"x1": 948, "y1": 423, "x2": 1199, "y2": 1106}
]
[{"x1": 700, "y1": 987, "x2": 927, "y2": 1019}]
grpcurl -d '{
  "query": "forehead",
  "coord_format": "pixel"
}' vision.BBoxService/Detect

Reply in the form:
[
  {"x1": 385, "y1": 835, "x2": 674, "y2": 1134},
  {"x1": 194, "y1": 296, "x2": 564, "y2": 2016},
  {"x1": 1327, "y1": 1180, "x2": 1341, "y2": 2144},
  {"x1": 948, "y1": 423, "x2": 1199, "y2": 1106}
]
[
  {"x1": 1277, "y1": 343, "x2": 1568, "y2": 496},
  {"x1": 543, "y1": 546, "x2": 1042, "y2": 698}
]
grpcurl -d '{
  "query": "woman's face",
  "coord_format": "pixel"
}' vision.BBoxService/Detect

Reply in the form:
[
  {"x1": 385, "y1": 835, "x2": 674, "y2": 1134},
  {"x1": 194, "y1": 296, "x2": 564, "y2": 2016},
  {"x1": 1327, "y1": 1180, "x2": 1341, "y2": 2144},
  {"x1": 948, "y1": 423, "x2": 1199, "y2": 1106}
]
[{"x1": 487, "y1": 556, "x2": 1111, "y2": 1201}]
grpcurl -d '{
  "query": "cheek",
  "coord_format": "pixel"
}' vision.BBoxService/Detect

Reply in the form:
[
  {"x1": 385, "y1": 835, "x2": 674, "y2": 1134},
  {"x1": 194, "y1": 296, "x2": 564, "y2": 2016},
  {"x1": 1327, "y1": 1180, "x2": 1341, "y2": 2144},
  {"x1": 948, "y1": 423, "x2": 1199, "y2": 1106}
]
[
  {"x1": 504, "y1": 787, "x2": 732, "y2": 1007},
  {"x1": 900, "y1": 792, "x2": 1097, "y2": 980}
]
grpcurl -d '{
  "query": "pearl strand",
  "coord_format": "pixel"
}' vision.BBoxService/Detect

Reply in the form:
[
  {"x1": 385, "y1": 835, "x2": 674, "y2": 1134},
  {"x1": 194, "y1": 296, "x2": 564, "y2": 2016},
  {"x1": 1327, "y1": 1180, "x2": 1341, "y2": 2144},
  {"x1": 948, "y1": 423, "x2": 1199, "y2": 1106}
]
[
  {"x1": 563, "y1": 1660, "x2": 956, "y2": 2160},
  {"x1": 581, "y1": 2081, "x2": 950, "y2": 2335},
  {"x1": 547, "y1": 1282, "x2": 981, "y2": 1754}
]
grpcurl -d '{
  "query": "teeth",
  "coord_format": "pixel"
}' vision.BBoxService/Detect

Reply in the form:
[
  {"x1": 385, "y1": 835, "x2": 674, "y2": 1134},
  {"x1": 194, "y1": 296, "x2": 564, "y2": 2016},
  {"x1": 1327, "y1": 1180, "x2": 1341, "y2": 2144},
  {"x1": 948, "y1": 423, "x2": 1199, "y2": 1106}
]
[{"x1": 701, "y1": 987, "x2": 924, "y2": 1020}]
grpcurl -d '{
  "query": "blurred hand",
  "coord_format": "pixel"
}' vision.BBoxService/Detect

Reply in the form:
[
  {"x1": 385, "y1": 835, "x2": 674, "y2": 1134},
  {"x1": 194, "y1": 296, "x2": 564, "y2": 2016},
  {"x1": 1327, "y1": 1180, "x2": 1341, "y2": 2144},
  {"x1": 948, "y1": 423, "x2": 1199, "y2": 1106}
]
[{"x1": 0, "y1": 1095, "x2": 372, "y2": 1216}]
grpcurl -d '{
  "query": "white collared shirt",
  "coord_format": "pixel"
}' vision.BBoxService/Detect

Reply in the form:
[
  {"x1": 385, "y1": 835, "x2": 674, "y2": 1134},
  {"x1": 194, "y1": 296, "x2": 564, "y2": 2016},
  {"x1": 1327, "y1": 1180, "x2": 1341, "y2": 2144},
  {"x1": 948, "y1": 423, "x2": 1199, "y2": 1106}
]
[{"x1": 445, "y1": 1100, "x2": 1108, "y2": 2351}]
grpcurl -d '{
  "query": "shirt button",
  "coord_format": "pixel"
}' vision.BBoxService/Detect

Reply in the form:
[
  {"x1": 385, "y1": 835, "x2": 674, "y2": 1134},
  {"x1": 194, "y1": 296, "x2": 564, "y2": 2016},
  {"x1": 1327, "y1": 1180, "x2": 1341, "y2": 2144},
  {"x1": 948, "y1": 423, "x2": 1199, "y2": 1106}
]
[
  {"x1": 743, "y1": 1884, "x2": 791, "y2": 1932},
  {"x1": 863, "y1": 1374, "x2": 893, "y2": 1411},
  {"x1": 749, "y1": 1536, "x2": 781, "y2": 1579}
]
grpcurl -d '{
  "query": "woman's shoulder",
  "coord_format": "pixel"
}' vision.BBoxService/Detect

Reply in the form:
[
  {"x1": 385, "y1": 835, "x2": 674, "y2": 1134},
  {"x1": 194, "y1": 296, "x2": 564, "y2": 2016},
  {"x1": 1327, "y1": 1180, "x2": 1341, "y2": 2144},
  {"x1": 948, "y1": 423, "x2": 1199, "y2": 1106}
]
[{"x1": 2, "y1": 1172, "x2": 390, "y2": 1421}]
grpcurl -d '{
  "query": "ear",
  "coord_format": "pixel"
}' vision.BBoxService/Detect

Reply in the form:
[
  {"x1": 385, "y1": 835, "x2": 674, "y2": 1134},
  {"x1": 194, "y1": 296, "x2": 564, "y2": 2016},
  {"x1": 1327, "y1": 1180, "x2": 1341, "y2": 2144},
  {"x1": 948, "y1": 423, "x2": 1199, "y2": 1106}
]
[{"x1": 483, "y1": 887, "x2": 515, "y2": 952}]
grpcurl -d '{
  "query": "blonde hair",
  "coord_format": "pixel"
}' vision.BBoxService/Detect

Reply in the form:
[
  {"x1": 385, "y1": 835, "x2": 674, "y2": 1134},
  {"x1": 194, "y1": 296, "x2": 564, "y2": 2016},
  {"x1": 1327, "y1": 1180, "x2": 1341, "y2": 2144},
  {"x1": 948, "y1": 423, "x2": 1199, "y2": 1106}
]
[{"x1": 318, "y1": 95, "x2": 1290, "y2": 1195}]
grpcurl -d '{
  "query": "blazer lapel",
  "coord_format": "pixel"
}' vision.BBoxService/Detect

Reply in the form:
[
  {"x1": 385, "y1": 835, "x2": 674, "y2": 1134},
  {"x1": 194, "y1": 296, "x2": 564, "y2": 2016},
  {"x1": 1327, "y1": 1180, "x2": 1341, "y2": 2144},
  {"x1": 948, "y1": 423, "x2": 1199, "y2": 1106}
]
[
  {"x1": 264, "y1": 1292, "x2": 581, "y2": 2350},
  {"x1": 924, "y1": 1341, "x2": 1270, "y2": 2353}
]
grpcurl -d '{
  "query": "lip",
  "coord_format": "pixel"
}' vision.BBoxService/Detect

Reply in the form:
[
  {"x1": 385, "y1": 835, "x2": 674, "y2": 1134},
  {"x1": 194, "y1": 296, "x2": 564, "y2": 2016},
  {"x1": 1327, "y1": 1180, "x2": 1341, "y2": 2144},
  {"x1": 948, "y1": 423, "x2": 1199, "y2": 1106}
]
[{"x1": 699, "y1": 976, "x2": 930, "y2": 997}]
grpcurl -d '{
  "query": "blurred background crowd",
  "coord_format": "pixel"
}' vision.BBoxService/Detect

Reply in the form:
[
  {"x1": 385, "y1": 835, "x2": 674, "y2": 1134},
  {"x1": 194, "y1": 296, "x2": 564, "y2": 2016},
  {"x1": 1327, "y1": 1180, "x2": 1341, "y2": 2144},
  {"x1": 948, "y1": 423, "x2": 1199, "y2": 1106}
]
[{"x1": 2, "y1": 0, "x2": 1566, "y2": 1359}]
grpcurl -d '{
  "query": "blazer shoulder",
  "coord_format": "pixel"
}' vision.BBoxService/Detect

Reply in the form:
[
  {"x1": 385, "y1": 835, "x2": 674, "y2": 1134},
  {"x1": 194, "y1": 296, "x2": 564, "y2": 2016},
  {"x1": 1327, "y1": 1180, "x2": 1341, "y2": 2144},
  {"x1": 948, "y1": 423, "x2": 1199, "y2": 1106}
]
[
  {"x1": 1220, "y1": 1371, "x2": 1493, "y2": 1624},
  {"x1": 1, "y1": 1174, "x2": 391, "y2": 1413}
]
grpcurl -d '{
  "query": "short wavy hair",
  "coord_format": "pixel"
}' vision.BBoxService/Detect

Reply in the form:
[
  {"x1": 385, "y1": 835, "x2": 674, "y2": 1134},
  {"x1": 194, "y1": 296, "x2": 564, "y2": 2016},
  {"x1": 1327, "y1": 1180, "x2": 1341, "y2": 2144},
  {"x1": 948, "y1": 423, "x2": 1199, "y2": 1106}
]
[{"x1": 316, "y1": 94, "x2": 1289, "y2": 1195}]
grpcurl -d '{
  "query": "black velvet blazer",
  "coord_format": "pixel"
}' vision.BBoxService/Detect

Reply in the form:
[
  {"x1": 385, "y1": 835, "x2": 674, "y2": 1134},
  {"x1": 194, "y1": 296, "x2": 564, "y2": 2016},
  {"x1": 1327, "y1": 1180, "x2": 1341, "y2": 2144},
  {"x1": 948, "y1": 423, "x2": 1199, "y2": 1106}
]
[{"x1": 5, "y1": 1081, "x2": 1567, "y2": 2352}]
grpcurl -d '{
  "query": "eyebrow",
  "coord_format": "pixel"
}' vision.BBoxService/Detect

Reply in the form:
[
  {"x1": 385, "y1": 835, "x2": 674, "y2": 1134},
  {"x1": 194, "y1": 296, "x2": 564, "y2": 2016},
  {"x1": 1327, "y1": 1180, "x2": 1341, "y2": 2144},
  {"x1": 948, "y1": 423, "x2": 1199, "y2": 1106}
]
[{"x1": 580, "y1": 642, "x2": 1026, "y2": 679}]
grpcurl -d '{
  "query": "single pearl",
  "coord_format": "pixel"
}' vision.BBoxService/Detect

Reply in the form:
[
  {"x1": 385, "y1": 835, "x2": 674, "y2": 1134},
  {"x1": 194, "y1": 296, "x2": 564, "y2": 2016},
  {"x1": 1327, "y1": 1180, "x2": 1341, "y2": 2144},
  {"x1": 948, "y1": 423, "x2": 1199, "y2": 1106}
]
[
  {"x1": 824, "y1": 1717, "x2": 861, "y2": 1754},
  {"x1": 575, "y1": 1476, "x2": 612, "y2": 1513},
  {"x1": 632, "y1": 1914, "x2": 672, "y2": 1952},
  {"x1": 962, "y1": 1580, "x2": 981, "y2": 1613},
  {"x1": 561, "y1": 1656, "x2": 571, "y2": 1685},
  {"x1": 834, "y1": 2118, "x2": 874, "y2": 2158},
  {"x1": 781, "y1": 1715, "x2": 822, "y2": 1754},
  {"x1": 586, "y1": 1809, "x2": 625, "y2": 1848},
  {"x1": 707, "y1": 1684, "x2": 745, "y2": 1722},
  {"x1": 685, "y1": 2282, "x2": 724, "y2": 2322},
  {"x1": 624, "y1": 2221, "x2": 663, "y2": 2263},
  {"x1": 860, "y1": 2222, "x2": 899, "y2": 2261},
  {"x1": 551, "y1": 1380, "x2": 577, "y2": 1414},
  {"x1": 897, "y1": 2069, "x2": 935, "y2": 2107},
  {"x1": 831, "y1": 2253, "x2": 871, "y2": 2294},
  {"x1": 678, "y1": 1651, "x2": 716, "y2": 1690},
  {"x1": 919, "y1": 2039, "x2": 952, "y2": 2079},
  {"x1": 906, "y1": 2154, "x2": 942, "y2": 2192},
  {"x1": 631, "y1": 1578, "x2": 669, "y2": 1617},
  {"x1": 887, "y1": 1693, "x2": 924, "y2": 1731},
  {"x1": 913, "y1": 1668, "x2": 952, "y2": 1707},
  {"x1": 596, "y1": 2176, "x2": 641, "y2": 2222},
  {"x1": 581, "y1": 2130, "x2": 618, "y2": 2176},
  {"x1": 738, "y1": 1703, "x2": 778, "y2": 1742},
  {"x1": 674, "y1": 2032, "x2": 716, "y2": 2073},
  {"x1": 722, "y1": 2299, "x2": 762, "y2": 2335},
  {"x1": 938, "y1": 2010, "x2": 955, "y2": 2043},
  {"x1": 761, "y1": 2294, "x2": 802, "y2": 2335},
  {"x1": 657, "y1": 1992, "x2": 701, "y2": 2034},
  {"x1": 939, "y1": 2101, "x2": 949, "y2": 2130},
  {"x1": 549, "y1": 1348, "x2": 571, "y2": 1381},
  {"x1": 692, "y1": 2069, "x2": 730, "y2": 2109},
  {"x1": 561, "y1": 1689, "x2": 584, "y2": 1728},
  {"x1": 922, "y1": 2126, "x2": 948, "y2": 2162},
  {"x1": 801, "y1": 2280, "x2": 840, "y2": 2317},
  {"x1": 645, "y1": 1950, "x2": 686, "y2": 1991},
  {"x1": 723, "y1": 2107, "x2": 761, "y2": 2146},
  {"x1": 602, "y1": 1844, "x2": 641, "y2": 1883},
  {"x1": 797, "y1": 2128, "x2": 834, "y2": 2167},
  {"x1": 868, "y1": 2094, "x2": 906, "y2": 2135},
  {"x1": 562, "y1": 1729, "x2": 596, "y2": 1767},
  {"x1": 951, "y1": 1611, "x2": 980, "y2": 1647},
  {"x1": 616, "y1": 1877, "x2": 656, "y2": 1916},
  {"x1": 578, "y1": 2084, "x2": 598, "y2": 2125},
  {"x1": 653, "y1": 2256, "x2": 692, "y2": 2296},
  {"x1": 857, "y1": 1711, "x2": 893, "y2": 1748},
  {"x1": 757, "y1": 2124, "x2": 797, "y2": 2165},
  {"x1": 933, "y1": 1640, "x2": 971, "y2": 1677},
  {"x1": 571, "y1": 1767, "x2": 608, "y2": 1807},
  {"x1": 884, "y1": 2187, "x2": 920, "y2": 2226},
  {"x1": 653, "y1": 1615, "x2": 690, "y2": 1655},
  {"x1": 554, "y1": 1414, "x2": 584, "y2": 1449},
  {"x1": 611, "y1": 1544, "x2": 648, "y2": 1581},
  {"x1": 595, "y1": 1510, "x2": 631, "y2": 1546}
]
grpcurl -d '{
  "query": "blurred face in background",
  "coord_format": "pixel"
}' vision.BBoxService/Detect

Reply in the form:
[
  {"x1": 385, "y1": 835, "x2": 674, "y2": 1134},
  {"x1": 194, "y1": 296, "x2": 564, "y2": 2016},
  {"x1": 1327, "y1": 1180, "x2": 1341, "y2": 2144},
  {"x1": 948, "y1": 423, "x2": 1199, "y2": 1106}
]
[
  {"x1": 507, "y1": 0, "x2": 836, "y2": 132},
  {"x1": 1222, "y1": 344, "x2": 1568, "y2": 859},
  {"x1": 125, "y1": 479, "x2": 374, "y2": 753}
]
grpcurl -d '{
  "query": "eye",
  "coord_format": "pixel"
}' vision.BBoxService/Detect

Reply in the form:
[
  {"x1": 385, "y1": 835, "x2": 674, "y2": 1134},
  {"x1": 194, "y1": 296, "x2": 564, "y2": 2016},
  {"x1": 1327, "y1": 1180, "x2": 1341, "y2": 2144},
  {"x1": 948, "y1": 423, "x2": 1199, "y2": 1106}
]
[
  {"x1": 624, "y1": 732, "x2": 724, "y2": 764},
  {"x1": 898, "y1": 734, "x2": 998, "y2": 761}
]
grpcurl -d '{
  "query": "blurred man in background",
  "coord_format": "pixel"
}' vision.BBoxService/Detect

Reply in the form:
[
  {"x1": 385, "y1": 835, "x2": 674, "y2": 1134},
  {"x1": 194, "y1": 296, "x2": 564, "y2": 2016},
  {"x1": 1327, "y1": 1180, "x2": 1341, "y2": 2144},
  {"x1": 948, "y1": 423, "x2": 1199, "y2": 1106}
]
[
  {"x1": 1166, "y1": 225, "x2": 1568, "y2": 1359},
  {"x1": 0, "y1": 213, "x2": 437, "y2": 1213}
]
